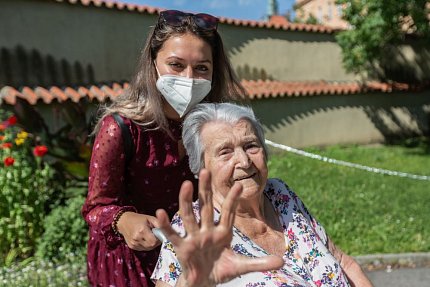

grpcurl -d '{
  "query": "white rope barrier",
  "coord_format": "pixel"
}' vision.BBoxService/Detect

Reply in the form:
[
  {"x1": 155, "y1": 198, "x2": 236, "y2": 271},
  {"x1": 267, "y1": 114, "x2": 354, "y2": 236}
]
[{"x1": 265, "y1": 139, "x2": 430, "y2": 181}]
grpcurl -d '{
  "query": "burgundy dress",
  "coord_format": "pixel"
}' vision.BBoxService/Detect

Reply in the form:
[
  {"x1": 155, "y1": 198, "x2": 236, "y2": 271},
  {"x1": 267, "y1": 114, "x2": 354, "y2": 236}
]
[{"x1": 82, "y1": 115, "x2": 197, "y2": 287}]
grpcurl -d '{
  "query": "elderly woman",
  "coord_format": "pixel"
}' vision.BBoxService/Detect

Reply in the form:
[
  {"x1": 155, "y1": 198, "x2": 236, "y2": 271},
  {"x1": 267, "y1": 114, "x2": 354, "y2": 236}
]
[{"x1": 151, "y1": 103, "x2": 373, "y2": 287}]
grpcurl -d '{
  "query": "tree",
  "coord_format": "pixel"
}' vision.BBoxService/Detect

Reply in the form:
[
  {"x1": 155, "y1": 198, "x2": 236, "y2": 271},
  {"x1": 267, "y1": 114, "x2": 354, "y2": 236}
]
[
  {"x1": 305, "y1": 14, "x2": 319, "y2": 25},
  {"x1": 335, "y1": 0, "x2": 430, "y2": 80}
]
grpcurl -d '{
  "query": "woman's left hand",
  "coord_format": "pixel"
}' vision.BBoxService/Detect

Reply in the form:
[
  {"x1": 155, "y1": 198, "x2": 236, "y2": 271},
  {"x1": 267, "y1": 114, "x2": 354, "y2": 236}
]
[{"x1": 155, "y1": 169, "x2": 284, "y2": 287}]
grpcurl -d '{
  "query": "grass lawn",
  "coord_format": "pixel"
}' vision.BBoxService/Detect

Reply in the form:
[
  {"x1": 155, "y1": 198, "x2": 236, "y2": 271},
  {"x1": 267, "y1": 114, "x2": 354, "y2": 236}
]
[{"x1": 267, "y1": 139, "x2": 430, "y2": 256}]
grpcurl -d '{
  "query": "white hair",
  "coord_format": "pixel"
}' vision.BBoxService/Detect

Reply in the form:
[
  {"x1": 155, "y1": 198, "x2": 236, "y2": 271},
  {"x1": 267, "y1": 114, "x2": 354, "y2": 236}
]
[{"x1": 182, "y1": 103, "x2": 268, "y2": 175}]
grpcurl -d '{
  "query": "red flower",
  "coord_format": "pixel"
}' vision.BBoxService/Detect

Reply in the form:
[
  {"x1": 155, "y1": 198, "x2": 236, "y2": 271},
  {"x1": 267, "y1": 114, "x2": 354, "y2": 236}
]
[
  {"x1": 4, "y1": 156, "x2": 15, "y2": 166},
  {"x1": 33, "y1": 145, "x2": 48, "y2": 157},
  {"x1": 1, "y1": 142, "x2": 12, "y2": 149},
  {"x1": 0, "y1": 124, "x2": 5, "y2": 131},
  {"x1": 7, "y1": 115, "x2": 17, "y2": 126}
]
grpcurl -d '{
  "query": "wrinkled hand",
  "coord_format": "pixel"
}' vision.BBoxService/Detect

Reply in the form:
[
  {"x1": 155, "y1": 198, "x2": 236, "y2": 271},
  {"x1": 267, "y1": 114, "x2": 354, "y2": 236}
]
[
  {"x1": 156, "y1": 169, "x2": 284, "y2": 287},
  {"x1": 117, "y1": 212, "x2": 160, "y2": 251}
]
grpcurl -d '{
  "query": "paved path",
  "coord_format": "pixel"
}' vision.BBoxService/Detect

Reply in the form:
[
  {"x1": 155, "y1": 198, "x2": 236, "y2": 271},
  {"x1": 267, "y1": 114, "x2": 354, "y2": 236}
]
[
  {"x1": 356, "y1": 252, "x2": 430, "y2": 286},
  {"x1": 366, "y1": 267, "x2": 430, "y2": 287}
]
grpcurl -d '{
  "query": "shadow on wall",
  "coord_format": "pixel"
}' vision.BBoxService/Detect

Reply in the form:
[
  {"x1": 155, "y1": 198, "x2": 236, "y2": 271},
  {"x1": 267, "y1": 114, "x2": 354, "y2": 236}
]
[
  {"x1": 0, "y1": 45, "x2": 95, "y2": 87},
  {"x1": 226, "y1": 32, "x2": 334, "y2": 80},
  {"x1": 223, "y1": 27, "x2": 335, "y2": 54},
  {"x1": 236, "y1": 64, "x2": 274, "y2": 81},
  {"x1": 377, "y1": 43, "x2": 430, "y2": 84},
  {"x1": 221, "y1": 27, "x2": 339, "y2": 81},
  {"x1": 252, "y1": 92, "x2": 430, "y2": 143},
  {"x1": 222, "y1": 25, "x2": 430, "y2": 84},
  {"x1": 362, "y1": 106, "x2": 430, "y2": 142}
]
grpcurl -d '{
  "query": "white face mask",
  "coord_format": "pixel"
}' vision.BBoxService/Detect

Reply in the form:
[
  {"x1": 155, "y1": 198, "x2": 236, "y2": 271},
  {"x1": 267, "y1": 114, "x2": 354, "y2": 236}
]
[{"x1": 156, "y1": 74, "x2": 212, "y2": 118}]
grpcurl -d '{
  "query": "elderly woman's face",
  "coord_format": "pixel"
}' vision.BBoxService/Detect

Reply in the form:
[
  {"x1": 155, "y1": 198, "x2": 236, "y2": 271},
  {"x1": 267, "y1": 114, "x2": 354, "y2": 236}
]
[{"x1": 201, "y1": 119, "x2": 268, "y2": 200}]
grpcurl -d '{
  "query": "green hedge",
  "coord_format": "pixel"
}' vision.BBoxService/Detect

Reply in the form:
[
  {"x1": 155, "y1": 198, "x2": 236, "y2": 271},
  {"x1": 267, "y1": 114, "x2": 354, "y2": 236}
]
[{"x1": 36, "y1": 195, "x2": 88, "y2": 262}]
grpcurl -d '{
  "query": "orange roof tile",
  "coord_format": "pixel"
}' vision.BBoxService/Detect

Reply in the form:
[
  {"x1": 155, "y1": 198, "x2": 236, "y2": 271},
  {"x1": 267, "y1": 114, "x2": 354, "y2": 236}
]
[
  {"x1": 1, "y1": 80, "x2": 427, "y2": 106},
  {"x1": 241, "y1": 80, "x2": 425, "y2": 99},
  {"x1": 50, "y1": 86, "x2": 68, "y2": 102},
  {"x1": 53, "y1": 0, "x2": 335, "y2": 33},
  {"x1": 21, "y1": 87, "x2": 38, "y2": 105},
  {"x1": 268, "y1": 15, "x2": 290, "y2": 26}
]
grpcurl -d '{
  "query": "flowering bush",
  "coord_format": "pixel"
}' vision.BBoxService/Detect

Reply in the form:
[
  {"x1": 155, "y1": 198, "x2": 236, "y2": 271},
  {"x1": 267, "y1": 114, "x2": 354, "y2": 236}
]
[
  {"x1": 0, "y1": 110, "x2": 56, "y2": 263},
  {"x1": 33, "y1": 145, "x2": 49, "y2": 157},
  {"x1": 3, "y1": 156, "x2": 14, "y2": 166},
  {"x1": 11, "y1": 99, "x2": 94, "y2": 180}
]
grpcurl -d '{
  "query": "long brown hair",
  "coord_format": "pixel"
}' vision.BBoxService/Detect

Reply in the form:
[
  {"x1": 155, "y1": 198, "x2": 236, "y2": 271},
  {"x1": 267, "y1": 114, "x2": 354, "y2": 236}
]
[{"x1": 94, "y1": 14, "x2": 246, "y2": 134}]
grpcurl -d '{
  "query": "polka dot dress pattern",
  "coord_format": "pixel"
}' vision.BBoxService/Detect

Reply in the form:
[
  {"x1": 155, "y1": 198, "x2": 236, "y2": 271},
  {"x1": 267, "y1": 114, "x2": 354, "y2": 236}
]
[{"x1": 82, "y1": 115, "x2": 197, "y2": 287}]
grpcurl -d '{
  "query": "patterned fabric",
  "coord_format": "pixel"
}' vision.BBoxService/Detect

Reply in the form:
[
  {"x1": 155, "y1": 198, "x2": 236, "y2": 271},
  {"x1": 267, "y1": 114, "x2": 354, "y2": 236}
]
[
  {"x1": 151, "y1": 178, "x2": 351, "y2": 287},
  {"x1": 82, "y1": 115, "x2": 197, "y2": 287}
]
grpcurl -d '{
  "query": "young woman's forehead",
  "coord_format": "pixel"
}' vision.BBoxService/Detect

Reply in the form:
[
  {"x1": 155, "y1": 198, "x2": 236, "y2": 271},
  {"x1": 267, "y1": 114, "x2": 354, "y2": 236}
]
[{"x1": 158, "y1": 33, "x2": 212, "y2": 61}]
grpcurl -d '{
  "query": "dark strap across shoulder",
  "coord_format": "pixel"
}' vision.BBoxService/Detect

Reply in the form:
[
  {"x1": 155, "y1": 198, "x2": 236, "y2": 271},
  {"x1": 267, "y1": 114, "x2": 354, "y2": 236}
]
[{"x1": 112, "y1": 113, "x2": 134, "y2": 166}]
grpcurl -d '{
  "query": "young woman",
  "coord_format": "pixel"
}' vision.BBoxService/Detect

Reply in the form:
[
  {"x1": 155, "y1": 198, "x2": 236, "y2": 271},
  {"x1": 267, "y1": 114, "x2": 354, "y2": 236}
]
[{"x1": 81, "y1": 10, "x2": 245, "y2": 287}]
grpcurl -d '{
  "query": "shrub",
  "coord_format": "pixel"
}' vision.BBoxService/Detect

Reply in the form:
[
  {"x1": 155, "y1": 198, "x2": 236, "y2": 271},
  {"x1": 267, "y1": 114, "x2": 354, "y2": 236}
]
[
  {"x1": 36, "y1": 194, "x2": 88, "y2": 262},
  {"x1": 0, "y1": 110, "x2": 56, "y2": 263}
]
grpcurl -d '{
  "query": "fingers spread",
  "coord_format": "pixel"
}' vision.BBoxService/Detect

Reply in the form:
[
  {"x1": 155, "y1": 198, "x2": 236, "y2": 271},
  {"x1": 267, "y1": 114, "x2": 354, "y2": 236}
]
[
  {"x1": 179, "y1": 180, "x2": 199, "y2": 235},
  {"x1": 155, "y1": 209, "x2": 181, "y2": 246},
  {"x1": 198, "y1": 169, "x2": 214, "y2": 230},
  {"x1": 219, "y1": 182, "x2": 243, "y2": 228}
]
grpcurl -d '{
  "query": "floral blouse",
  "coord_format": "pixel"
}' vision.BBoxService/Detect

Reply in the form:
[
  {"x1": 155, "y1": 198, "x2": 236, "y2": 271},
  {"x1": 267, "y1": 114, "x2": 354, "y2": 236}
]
[{"x1": 151, "y1": 178, "x2": 351, "y2": 287}]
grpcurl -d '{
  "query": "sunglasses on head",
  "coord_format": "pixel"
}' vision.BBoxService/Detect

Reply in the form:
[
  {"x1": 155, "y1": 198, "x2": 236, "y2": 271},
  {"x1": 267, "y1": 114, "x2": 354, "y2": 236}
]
[{"x1": 158, "y1": 10, "x2": 219, "y2": 31}]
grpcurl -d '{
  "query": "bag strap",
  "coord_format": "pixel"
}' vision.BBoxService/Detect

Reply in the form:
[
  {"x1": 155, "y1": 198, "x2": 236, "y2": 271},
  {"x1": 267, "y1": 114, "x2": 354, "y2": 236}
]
[{"x1": 112, "y1": 113, "x2": 134, "y2": 166}]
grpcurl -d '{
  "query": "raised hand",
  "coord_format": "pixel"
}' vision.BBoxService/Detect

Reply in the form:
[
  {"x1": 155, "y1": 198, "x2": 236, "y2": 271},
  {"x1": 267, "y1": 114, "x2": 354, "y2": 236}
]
[{"x1": 155, "y1": 169, "x2": 284, "y2": 287}]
